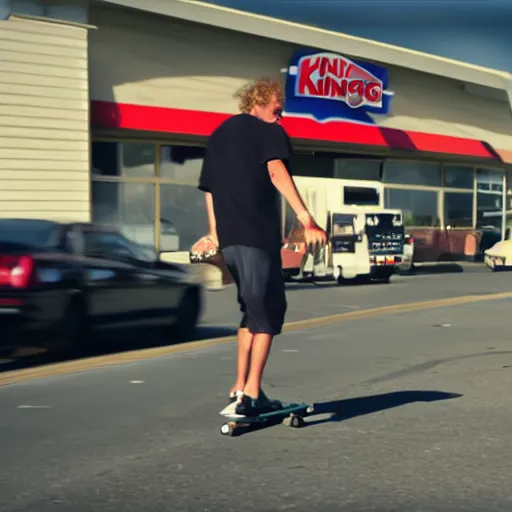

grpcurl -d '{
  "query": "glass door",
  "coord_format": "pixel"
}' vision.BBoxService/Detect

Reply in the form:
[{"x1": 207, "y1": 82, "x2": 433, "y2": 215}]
[{"x1": 476, "y1": 168, "x2": 505, "y2": 251}]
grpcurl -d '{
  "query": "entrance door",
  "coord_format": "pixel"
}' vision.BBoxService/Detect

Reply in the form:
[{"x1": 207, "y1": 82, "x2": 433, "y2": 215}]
[{"x1": 476, "y1": 169, "x2": 505, "y2": 252}]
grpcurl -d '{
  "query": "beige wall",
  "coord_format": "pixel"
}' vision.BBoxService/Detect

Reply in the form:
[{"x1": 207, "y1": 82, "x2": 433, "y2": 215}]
[
  {"x1": 378, "y1": 68, "x2": 512, "y2": 151},
  {"x1": 89, "y1": 4, "x2": 512, "y2": 151},
  {"x1": 0, "y1": 15, "x2": 90, "y2": 221},
  {"x1": 89, "y1": 5, "x2": 293, "y2": 115}
]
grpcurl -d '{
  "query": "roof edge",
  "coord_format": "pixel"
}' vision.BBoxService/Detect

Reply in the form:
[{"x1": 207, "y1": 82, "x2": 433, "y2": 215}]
[{"x1": 98, "y1": 0, "x2": 511, "y2": 92}]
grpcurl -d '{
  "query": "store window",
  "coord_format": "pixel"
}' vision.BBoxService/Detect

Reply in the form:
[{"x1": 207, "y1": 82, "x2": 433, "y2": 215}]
[
  {"x1": 158, "y1": 145, "x2": 207, "y2": 252},
  {"x1": 385, "y1": 188, "x2": 440, "y2": 227},
  {"x1": 334, "y1": 158, "x2": 382, "y2": 181},
  {"x1": 443, "y1": 165, "x2": 474, "y2": 189},
  {"x1": 288, "y1": 152, "x2": 334, "y2": 178},
  {"x1": 92, "y1": 141, "x2": 210, "y2": 254},
  {"x1": 159, "y1": 145, "x2": 205, "y2": 181},
  {"x1": 92, "y1": 142, "x2": 156, "y2": 178},
  {"x1": 383, "y1": 160, "x2": 442, "y2": 187},
  {"x1": 444, "y1": 192, "x2": 473, "y2": 228},
  {"x1": 91, "y1": 181, "x2": 155, "y2": 250},
  {"x1": 160, "y1": 183, "x2": 207, "y2": 252},
  {"x1": 476, "y1": 168, "x2": 504, "y2": 233}
]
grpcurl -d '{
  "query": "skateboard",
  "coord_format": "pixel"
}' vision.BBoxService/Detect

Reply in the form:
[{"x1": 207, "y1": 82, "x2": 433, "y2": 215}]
[{"x1": 219, "y1": 401, "x2": 315, "y2": 437}]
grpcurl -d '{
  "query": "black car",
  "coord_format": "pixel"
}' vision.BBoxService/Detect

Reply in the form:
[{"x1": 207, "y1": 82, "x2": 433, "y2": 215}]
[{"x1": 0, "y1": 219, "x2": 202, "y2": 354}]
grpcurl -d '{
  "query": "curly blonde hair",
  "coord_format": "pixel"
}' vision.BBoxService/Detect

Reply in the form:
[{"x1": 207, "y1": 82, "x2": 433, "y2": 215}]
[{"x1": 233, "y1": 77, "x2": 284, "y2": 114}]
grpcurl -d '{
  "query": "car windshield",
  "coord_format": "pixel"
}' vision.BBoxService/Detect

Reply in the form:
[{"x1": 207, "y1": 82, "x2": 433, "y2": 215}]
[
  {"x1": 117, "y1": 234, "x2": 157, "y2": 262},
  {"x1": 0, "y1": 220, "x2": 58, "y2": 248},
  {"x1": 332, "y1": 214, "x2": 356, "y2": 236}
]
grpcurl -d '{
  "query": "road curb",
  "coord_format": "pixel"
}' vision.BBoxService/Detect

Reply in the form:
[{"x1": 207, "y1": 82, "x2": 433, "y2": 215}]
[{"x1": 1, "y1": 291, "x2": 512, "y2": 387}]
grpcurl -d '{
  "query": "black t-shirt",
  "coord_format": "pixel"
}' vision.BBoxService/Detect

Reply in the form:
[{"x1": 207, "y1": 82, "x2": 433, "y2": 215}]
[{"x1": 198, "y1": 113, "x2": 292, "y2": 254}]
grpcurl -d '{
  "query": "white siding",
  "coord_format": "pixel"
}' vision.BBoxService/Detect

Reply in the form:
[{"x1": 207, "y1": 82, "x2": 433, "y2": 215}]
[{"x1": 0, "y1": 15, "x2": 90, "y2": 221}]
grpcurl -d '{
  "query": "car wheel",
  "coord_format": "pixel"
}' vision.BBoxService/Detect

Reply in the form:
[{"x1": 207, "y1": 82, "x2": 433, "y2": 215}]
[
  {"x1": 372, "y1": 269, "x2": 393, "y2": 283},
  {"x1": 171, "y1": 287, "x2": 201, "y2": 342},
  {"x1": 486, "y1": 260, "x2": 496, "y2": 271},
  {"x1": 51, "y1": 297, "x2": 87, "y2": 358}
]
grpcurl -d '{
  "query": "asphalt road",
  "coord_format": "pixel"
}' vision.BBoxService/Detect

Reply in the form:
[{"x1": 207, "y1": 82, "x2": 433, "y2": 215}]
[
  {"x1": 2, "y1": 282, "x2": 512, "y2": 510},
  {"x1": 0, "y1": 264, "x2": 489, "y2": 367},
  {"x1": 201, "y1": 263, "x2": 503, "y2": 327},
  {"x1": 0, "y1": 263, "x2": 507, "y2": 371}
]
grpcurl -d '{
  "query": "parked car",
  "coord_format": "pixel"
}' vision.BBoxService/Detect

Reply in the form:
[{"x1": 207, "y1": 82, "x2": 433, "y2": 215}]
[
  {"x1": 484, "y1": 238, "x2": 512, "y2": 271},
  {"x1": 0, "y1": 219, "x2": 202, "y2": 354}
]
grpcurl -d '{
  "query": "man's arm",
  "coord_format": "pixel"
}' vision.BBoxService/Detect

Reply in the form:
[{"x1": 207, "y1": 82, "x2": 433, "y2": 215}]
[
  {"x1": 267, "y1": 159, "x2": 313, "y2": 227},
  {"x1": 205, "y1": 191, "x2": 218, "y2": 243},
  {"x1": 268, "y1": 159, "x2": 327, "y2": 249},
  {"x1": 261, "y1": 124, "x2": 326, "y2": 246},
  {"x1": 198, "y1": 142, "x2": 219, "y2": 245}
]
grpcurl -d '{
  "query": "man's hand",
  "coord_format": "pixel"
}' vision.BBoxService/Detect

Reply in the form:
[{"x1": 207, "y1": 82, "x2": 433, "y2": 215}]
[
  {"x1": 192, "y1": 233, "x2": 219, "y2": 256},
  {"x1": 298, "y1": 212, "x2": 327, "y2": 253},
  {"x1": 207, "y1": 232, "x2": 219, "y2": 249}
]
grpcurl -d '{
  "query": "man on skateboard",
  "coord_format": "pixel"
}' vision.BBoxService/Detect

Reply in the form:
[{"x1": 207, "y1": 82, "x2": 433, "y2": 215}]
[{"x1": 197, "y1": 78, "x2": 327, "y2": 416}]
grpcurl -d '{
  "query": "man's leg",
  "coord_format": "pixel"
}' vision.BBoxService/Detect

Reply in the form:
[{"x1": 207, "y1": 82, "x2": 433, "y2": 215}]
[
  {"x1": 221, "y1": 246, "x2": 255, "y2": 400},
  {"x1": 230, "y1": 327, "x2": 253, "y2": 395},
  {"x1": 242, "y1": 332, "x2": 273, "y2": 399},
  {"x1": 235, "y1": 247, "x2": 287, "y2": 414}
]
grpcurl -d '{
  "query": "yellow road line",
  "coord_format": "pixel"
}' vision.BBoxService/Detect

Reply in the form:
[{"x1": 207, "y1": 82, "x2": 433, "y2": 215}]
[{"x1": 1, "y1": 291, "x2": 511, "y2": 387}]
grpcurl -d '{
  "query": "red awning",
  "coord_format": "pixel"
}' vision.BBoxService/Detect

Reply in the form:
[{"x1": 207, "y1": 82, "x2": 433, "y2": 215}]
[{"x1": 91, "y1": 100, "x2": 503, "y2": 161}]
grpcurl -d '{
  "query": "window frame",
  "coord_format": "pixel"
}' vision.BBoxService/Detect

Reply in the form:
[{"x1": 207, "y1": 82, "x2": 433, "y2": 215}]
[{"x1": 92, "y1": 138, "x2": 208, "y2": 254}]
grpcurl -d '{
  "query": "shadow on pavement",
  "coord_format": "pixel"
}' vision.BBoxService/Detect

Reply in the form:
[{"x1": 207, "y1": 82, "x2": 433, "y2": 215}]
[
  {"x1": 401, "y1": 262, "x2": 487, "y2": 276},
  {"x1": 0, "y1": 325, "x2": 237, "y2": 373},
  {"x1": 286, "y1": 279, "x2": 394, "y2": 291},
  {"x1": 307, "y1": 390, "x2": 462, "y2": 426}
]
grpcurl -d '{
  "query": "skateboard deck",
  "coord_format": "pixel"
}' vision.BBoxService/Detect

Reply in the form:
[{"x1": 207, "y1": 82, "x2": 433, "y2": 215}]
[
  {"x1": 189, "y1": 235, "x2": 234, "y2": 286},
  {"x1": 220, "y1": 401, "x2": 315, "y2": 437}
]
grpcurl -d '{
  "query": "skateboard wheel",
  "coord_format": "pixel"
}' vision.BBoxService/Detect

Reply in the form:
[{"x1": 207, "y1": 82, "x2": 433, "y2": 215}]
[
  {"x1": 306, "y1": 406, "x2": 314, "y2": 415},
  {"x1": 220, "y1": 423, "x2": 235, "y2": 436},
  {"x1": 283, "y1": 415, "x2": 304, "y2": 428}
]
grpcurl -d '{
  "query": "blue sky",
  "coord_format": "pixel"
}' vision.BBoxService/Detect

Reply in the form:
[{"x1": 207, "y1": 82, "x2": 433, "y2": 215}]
[{"x1": 201, "y1": 0, "x2": 511, "y2": 72}]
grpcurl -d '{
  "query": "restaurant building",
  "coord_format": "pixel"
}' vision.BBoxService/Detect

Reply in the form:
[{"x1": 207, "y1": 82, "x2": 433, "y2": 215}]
[{"x1": 1, "y1": 0, "x2": 511, "y2": 263}]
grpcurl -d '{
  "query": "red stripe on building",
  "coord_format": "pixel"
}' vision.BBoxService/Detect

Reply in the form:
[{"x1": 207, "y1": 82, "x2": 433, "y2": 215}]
[{"x1": 91, "y1": 100, "x2": 498, "y2": 160}]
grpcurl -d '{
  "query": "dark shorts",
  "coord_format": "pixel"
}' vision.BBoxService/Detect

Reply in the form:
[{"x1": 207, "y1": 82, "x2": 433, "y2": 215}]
[{"x1": 221, "y1": 245, "x2": 287, "y2": 336}]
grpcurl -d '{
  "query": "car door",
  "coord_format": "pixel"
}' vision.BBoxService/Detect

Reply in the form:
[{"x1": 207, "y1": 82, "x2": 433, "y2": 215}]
[
  {"x1": 114, "y1": 238, "x2": 182, "y2": 326},
  {"x1": 86, "y1": 229, "x2": 176, "y2": 328},
  {"x1": 80, "y1": 227, "x2": 141, "y2": 329}
]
